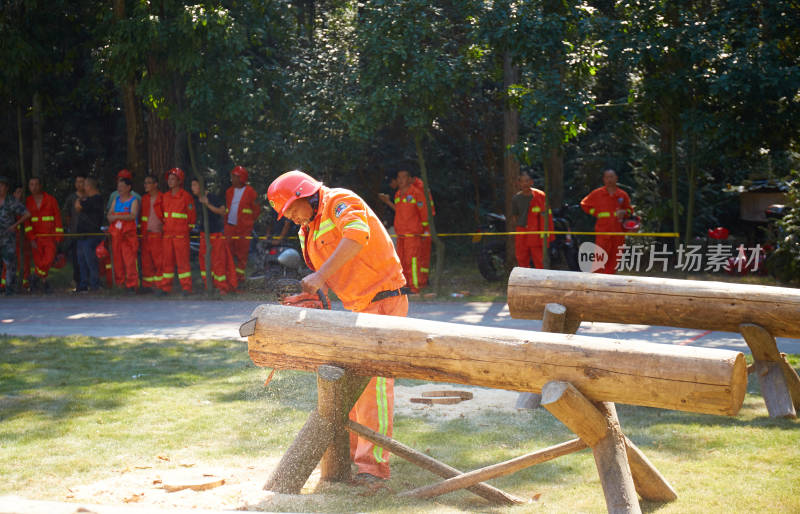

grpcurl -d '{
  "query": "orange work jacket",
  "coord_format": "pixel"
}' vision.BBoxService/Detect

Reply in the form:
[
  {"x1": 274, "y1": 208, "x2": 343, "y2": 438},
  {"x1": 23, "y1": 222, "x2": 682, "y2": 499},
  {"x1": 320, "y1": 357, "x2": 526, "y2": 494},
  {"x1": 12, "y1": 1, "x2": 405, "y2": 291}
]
[
  {"x1": 25, "y1": 192, "x2": 63, "y2": 243},
  {"x1": 522, "y1": 188, "x2": 555, "y2": 245},
  {"x1": 160, "y1": 189, "x2": 196, "y2": 235},
  {"x1": 225, "y1": 185, "x2": 261, "y2": 230},
  {"x1": 300, "y1": 186, "x2": 406, "y2": 312},
  {"x1": 580, "y1": 186, "x2": 632, "y2": 231},
  {"x1": 393, "y1": 185, "x2": 428, "y2": 237}
]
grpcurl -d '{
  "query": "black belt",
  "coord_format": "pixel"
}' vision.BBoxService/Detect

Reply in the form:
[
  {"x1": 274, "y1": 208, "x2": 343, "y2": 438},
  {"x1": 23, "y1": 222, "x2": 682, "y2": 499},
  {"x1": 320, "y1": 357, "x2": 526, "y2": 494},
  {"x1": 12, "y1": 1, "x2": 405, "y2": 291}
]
[{"x1": 371, "y1": 287, "x2": 411, "y2": 303}]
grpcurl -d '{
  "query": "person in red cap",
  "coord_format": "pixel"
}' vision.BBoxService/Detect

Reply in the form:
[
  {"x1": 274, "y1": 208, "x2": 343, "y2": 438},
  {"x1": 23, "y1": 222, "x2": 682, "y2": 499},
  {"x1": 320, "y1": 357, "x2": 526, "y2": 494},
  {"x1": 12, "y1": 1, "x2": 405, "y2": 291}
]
[
  {"x1": 580, "y1": 169, "x2": 632, "y2": 274},
  {"x1": 224, "y1": 166, "x2": 260, "y2": 289},
  {"x1": 160, "y1": 168, "x2": 196, "y2": 294},
  {"x1": 24, "y1": 177, "x2": 63, "y2": 293},
  {"x1": 106, "y1": 169, "x2": 141, "y2": 213},
  {"x1": 267, "y1": 170, "x2": 407, "y2": 483}
]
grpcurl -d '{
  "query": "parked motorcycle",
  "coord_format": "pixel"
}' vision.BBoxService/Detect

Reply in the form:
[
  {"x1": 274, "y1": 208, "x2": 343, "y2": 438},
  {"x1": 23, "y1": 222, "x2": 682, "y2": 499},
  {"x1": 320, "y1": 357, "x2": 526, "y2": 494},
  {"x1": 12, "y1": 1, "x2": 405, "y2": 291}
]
[{"x1": 476, "y1": 205, "x2": 580, "y2": 282}]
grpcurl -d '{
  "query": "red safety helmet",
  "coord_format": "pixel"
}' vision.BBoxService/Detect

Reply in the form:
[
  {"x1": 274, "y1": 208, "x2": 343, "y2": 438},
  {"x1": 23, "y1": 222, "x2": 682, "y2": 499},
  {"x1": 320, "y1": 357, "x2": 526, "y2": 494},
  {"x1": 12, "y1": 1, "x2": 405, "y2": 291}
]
[
  {"x1": 95, "y1": 240, "x2": 109, "y2": 260},
  {"x1": 267, "y1": 170, "x2": 322, "y2": 219},
  {"x1": 230, "y1": 165, "x2": 248, "y2": 183},
  {"x1": 167, "y1": 167, "x2": 185, "y2": 183},
  {"x1": 117, "y1": 169, "x2": 132, "y2": 180},
  {"x1": 622, "y1": 215, "x2": 641, "y2": 232}
]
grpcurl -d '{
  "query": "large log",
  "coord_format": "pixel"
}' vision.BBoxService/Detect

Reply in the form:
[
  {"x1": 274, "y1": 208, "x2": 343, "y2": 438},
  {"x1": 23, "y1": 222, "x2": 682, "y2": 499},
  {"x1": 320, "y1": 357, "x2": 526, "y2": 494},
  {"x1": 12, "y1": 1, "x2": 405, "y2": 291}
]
[
  {"x1": 507, "y1": 268, "x2": 800, "y2": 338},
  {"x1": 244, "y1": 305, "x2": 747, "y2": 416}
]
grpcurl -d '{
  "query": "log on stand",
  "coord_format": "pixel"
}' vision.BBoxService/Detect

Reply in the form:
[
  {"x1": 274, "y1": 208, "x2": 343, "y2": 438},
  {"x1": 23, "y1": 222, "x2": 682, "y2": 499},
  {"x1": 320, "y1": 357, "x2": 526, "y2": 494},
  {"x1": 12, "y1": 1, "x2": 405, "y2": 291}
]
[
  {"x1": 507, "y1": 267, "x2": 800, "y2": 338},
  {"x1": 245, "y1": 304, "x2": 747, "y2": 416}
]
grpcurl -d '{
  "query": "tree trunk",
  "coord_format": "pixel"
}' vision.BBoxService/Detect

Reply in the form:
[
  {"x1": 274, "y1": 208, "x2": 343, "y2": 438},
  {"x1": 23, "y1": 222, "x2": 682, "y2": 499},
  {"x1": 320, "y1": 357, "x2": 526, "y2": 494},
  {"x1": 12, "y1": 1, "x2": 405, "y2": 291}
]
[
  {"x1": 113, "y1": 0, "x2": 147, "y2": 178},
  {"x1": 684, "y1": 134, "x2": 696, "y2": 245},
  {"x1": 503, "y1": 51, "x2": 520, "y2": 268},
  {"x1": 414, "y1": 132, "x2": 445, "y2": 296},
  {"x1": 17, "y1": 103, "x2": 26, "y2": 187},
  {"x1": 31, "y1": 92, "x2": 43, "y2": 178},
  {"x1": 670, "y1": 122, "x2": 680, "y2": 248}
]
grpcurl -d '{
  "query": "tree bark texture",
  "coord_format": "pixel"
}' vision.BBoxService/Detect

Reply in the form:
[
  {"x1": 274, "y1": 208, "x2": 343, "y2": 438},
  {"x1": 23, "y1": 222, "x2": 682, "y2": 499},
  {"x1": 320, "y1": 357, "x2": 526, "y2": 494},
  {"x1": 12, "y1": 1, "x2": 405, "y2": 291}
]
[{"x1": 244, "y1": 304, "x2": 746, "y2": 416}]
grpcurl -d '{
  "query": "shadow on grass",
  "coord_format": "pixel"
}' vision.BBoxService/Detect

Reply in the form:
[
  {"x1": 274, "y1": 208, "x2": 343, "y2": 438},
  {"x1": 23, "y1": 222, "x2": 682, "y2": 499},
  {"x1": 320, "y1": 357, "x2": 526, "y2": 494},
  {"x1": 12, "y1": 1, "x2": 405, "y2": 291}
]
[{"x1": 0, "y1": 335, "x2": 313, "y2": 421}]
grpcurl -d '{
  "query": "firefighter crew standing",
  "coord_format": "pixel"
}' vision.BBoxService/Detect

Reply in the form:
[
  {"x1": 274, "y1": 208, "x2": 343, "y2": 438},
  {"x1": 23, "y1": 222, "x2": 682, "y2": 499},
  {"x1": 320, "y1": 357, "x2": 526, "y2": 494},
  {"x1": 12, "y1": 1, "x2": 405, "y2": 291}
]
[
  {"x1": 511, "y1": 171, "x2": 554, "y2": 269},
  {"x1": 268, "y1": 170, "x2": 408, "y2": 482},
  {"x1": 580, "y1": 169, "x2": 632, "y2": 274},
  {"x1": 191, "y1": 178, "x2": 238, "y2": 294},
  {"x1": 0, "y1": 176, "x2": 31, "y2": 295},
  {"x1": 24, "y1": 177, "x2": 64, "y2": 293},
  {"x1": 224, "y1": 165, "x2": 261, "y2": 288},
  {"x1": 107, "y1": 175, "x2": 140, "y2": 293},
  {"x1": 390, "y1": 170, "x2": 428, "y2": 293},
  {"x1": 160, "y1": 168, "x2": 196, "y2": 294},
  {"x1": 140, "y1": 174, "x2": 166, "y2": 295}
]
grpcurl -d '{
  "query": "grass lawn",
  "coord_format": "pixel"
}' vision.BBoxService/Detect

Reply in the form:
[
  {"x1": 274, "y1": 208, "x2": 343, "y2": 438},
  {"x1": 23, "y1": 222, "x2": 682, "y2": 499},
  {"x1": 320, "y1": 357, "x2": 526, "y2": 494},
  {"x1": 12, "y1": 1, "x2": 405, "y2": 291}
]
[{"x1": 1, "y1": 335, "x2": 799, "y2": 513}]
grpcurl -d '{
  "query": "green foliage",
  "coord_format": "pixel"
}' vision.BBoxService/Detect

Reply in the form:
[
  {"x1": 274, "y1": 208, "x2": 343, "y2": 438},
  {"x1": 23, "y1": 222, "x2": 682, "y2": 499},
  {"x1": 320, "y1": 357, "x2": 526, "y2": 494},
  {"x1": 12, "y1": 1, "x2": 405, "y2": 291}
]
[{"x1": 769, "y1": 167, "x2": 800, "y2": 283}]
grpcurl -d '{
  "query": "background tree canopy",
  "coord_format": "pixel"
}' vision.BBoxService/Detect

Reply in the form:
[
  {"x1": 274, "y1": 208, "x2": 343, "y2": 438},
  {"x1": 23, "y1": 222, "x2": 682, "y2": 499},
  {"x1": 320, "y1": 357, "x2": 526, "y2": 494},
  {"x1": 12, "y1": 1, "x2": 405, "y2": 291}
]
[{"x1": 1, "y1": 0, "x2": 798, "y2": 276}]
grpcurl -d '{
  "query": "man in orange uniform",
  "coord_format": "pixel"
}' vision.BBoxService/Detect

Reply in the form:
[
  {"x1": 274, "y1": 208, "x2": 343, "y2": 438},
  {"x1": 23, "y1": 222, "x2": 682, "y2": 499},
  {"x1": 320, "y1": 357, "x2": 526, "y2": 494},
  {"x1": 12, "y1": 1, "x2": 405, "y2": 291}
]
[
  {"x1": 140, "y1": 174, "x2": 166, "y2": 295},
  {"x1": 268, "y1": 170, "x2": 407, "y2": 482},
  {"x1": 511, "y1": 171, "x2": 554, "y2": 268},
  {"x1": 391, "y1": 170, "x2": 428, "y2": 293},
  {"x1": 580, "y1": 169, "x2": 632, "y2": 274},
  {"x1": 24, "y1": 177, "x2": 63, "y2": 293},
  {"x1": 224, "y1": 166, "x2": 261, "y2": 288},
  {"x1": 191, "y1": 178, "x2": 238, "y2": 294},
  {"x1": 160, "y1": 168, "x2": 196, "y2": 294},
  {"x1": 409, "y1": 176, "x2": 434, "y2": 287}
]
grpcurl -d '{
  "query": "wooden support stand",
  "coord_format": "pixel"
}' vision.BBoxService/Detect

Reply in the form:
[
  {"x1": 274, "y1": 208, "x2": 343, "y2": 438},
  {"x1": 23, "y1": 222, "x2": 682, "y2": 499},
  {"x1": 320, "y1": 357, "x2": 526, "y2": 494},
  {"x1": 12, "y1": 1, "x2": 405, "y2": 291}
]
[
  {"x1": 263, "y1": 367, "x2": 369, "y2": 493},
  {"x1": 516, "y1": 303, "x2": 578, "y2": 410},
  {"x1": 740, "y1": 323, "x2": 800, "y2": 418}
]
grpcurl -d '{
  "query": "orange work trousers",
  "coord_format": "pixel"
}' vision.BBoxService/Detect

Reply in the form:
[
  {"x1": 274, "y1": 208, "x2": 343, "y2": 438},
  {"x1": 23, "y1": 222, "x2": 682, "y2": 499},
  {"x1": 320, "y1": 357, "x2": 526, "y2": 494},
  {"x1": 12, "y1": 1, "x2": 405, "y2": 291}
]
[
  {"x1": 199, "y1": 233, "x2": 238, "y2": 294},
  {"x1": 141, "y1": 232, "x2": 165, "y2": 291},
  {"x1": 224, "y1": 224, "x2": 250, "y2": 284},
  {"x1": 420, "y1": 235, "x2": 431, "y2": 287},
  {"x1": 348, "y1": 294, "x2": 408, "y2": 479},
  {"x1": 396, "y1": 233, "x2": 423, "y2": 292},
  {"x1": 515, "y1": 229, "x2": 545, "y2": 269},
  {"x1": 162, "y1": 232, "x2": 192, "y2": 292},
  {"x1": 32, "y1": 238, "x2": 57, "y2": 279},
  {"x1": 595, "y1": 235, "x2": 624, "y2": 274},
  {"x1": 111, "y1": 230, "x2": 139, "y2": 289}
]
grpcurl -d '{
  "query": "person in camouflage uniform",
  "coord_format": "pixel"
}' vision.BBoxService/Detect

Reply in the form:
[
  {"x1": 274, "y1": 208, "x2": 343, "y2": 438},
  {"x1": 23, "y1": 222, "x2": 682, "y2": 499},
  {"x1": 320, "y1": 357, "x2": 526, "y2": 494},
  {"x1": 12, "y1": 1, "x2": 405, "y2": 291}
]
[{"x1": 0, "y1": 176, "x2": 31, "y2": 295}]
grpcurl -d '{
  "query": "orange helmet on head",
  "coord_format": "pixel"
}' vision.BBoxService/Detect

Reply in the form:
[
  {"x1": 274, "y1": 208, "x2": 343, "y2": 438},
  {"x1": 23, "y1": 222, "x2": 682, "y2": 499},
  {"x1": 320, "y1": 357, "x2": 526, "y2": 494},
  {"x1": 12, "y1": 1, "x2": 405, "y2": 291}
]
[
  {"x1": 268, "y1": 170, "x2": 322, "y2": 219},
  {"x1": 167, "y1": 167, "x2": 185, "y2": 183},
  {"x1": 117, "y1": 169, "x2": 132, "y2": 180},
  {"x1": 230, "y1": 165, "x2": 248, "y2": 183}
]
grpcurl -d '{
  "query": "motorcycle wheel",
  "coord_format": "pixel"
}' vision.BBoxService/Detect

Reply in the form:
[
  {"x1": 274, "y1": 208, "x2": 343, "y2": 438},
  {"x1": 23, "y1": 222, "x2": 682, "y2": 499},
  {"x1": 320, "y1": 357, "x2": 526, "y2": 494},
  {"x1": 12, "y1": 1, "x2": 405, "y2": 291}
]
[{"x1": 478, "y1": 241, "x2": 507, "y2": 282}]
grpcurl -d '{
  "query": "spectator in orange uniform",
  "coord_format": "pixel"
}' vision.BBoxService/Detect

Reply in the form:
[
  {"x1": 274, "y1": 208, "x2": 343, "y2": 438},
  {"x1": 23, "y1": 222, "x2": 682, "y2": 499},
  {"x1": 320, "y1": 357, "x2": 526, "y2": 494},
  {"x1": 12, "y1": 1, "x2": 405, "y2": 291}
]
[
  {"x1": 383, "y1": 169, "x2": 427, "y2": 292},
  {"x1": 580, "y1": 169, "x2": 632, "y2": 274},
  {"x1": 224, "y1": 166, "x2": 261, "y2": 288},
  {"x1": 160, "y1": 168, "x2": 196, "y2": 294},
  {"x1": 140, "y1": 174, "x2": 166, "y2": 295},
  {"x1": 107, "y1": 176, "x2": 140, "y2": 293},
  {"x1": 24, "y1": 177, "x2": 63, "y2": 293},
  {"x1": 268, "y1": 170, "x2": 407, "y2": 482},
  {"x1": 409, "y1": 176, "x2": 434, "y2": 287},
  {"x1": 511, "y1": 171, "x2": 554, "y2": 268},
  {"x1": 191, "y1": 178, "x2": 238, "y2": 294}
]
